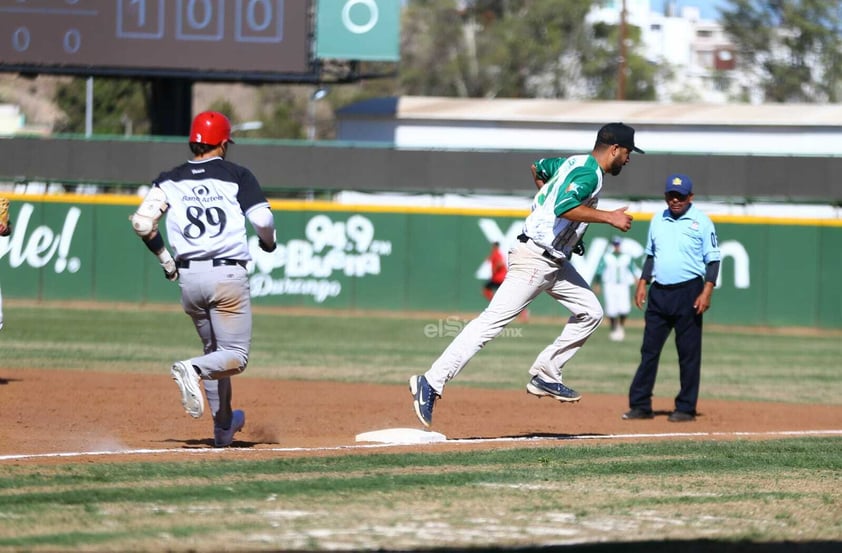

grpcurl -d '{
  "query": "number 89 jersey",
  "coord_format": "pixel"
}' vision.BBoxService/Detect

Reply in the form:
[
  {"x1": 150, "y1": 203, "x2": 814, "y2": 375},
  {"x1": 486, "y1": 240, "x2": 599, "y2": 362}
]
[{"x1": 153, "y1": 157, "x2": 270, "y2": 262}]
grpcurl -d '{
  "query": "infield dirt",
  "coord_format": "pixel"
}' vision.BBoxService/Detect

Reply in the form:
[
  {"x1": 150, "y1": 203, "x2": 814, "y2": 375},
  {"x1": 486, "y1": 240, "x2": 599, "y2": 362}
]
[{"x1": 1, "y1": 368, "x2": 840, "y2": 464}]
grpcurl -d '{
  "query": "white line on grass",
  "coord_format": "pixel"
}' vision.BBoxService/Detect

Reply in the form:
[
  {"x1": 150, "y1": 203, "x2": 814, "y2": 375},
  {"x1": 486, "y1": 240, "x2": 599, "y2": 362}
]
[{"x1": 1, "y1": 429, "x2": 841, "y2": 462}]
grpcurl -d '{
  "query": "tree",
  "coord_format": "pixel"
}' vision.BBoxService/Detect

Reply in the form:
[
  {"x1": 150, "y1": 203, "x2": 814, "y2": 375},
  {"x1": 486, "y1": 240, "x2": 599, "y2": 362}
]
[
  {"x1": 54, "y1": 78, "x2": 149, "y2": 135},
  {"x1": 398, "y1": 0, "x2": 657, "y2": 100},
  {"x1": 474, "y1": 0, "x2": 597, "y2": 98},
  {"x1": 581, "y1": 20, "x2": 660, "y2": 100},
  {"x1": 254, "y1": 87, "x2": 305, "y2": 139},
  {"x1": 205, "y1": 99, "x2": 238, "y2": 123},
  {"x1": 399, "y1": 0, "x2": 599, "y2": 98},
  {"x1": 720, "y1": 0, "x2": 842, "y2": 102},
  {"x1": 399, "y1": 0, "x2": 472, "y2": 96}
]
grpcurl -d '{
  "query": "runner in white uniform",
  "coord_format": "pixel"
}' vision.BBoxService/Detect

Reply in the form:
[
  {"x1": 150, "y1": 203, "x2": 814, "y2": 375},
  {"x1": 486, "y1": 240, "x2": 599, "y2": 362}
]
[
  {"x1": 409, "y1": 123, "x2": 644, "y2": 427},
  {"x1": 130, "y1": 111, "x2": 277, "y2": 447}
]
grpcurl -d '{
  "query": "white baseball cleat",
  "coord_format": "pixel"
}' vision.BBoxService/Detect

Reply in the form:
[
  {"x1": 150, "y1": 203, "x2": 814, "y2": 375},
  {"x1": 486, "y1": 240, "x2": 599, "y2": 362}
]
[{"x1": 171, "y1": 361, "x2": 204, "y2": 418}]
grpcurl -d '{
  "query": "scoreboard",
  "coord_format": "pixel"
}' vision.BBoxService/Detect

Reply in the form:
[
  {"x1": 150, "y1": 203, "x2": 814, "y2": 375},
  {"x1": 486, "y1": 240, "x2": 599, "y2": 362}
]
[{"x1": 0, "y1": 0, "x2": 313, "y2": 80}]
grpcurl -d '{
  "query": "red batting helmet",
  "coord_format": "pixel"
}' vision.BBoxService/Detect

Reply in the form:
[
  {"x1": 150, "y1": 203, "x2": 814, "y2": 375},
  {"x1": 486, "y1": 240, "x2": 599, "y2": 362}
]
[{"x1": 189, "y1": 111, "x2": 234, "y2": 146}]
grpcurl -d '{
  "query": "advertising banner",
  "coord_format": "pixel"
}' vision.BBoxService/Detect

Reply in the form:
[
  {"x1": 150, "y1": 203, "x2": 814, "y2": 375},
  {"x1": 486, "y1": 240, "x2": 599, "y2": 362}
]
[{"x1": 0, "y1": 197, "x2": 839, "y2": 328}]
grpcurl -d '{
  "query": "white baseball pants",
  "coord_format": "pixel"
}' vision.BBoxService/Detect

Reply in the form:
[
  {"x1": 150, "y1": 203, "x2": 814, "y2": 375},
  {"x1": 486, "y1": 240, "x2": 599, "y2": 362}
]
[
  {"x1": 424, "y1": 240, "x2": 604, "y2": 395},
  {"x1": 602, "y1": 282, "x2": 631, "y2": 318}
]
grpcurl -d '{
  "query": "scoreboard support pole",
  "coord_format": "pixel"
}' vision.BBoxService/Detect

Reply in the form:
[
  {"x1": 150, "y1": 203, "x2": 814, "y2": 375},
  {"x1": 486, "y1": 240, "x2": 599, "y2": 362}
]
[{"x1": 149, "y1": 78, "x2": 193, "y2": 137}]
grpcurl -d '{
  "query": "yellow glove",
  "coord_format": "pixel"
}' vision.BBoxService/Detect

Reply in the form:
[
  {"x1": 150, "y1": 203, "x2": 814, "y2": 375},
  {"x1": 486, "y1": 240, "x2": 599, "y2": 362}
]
[{"x1": 0, "y1": 197, "x2": 10, "y2": 236}]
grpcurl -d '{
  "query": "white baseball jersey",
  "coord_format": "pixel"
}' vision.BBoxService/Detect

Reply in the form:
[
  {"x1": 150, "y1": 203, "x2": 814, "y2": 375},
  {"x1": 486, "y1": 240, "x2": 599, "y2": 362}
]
[
  {"x1": 596, "y1": 250, "x2": 636, "y2": 317},
  {"x1": 596, "y1": 251, "x2": 636, "y2": 287},
  {"x1": 153, "y1": 157, "x2": 270, "y2": 261},
  {"x1": 522, "y1": 154, "x2": 603, "y2": 260}
]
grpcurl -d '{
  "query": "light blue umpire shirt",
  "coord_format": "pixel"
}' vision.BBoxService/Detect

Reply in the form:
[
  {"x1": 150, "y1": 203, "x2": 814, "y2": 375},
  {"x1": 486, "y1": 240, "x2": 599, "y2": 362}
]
[{"x1": 646, "y1": 204, "x2": 721, "y2": 285}]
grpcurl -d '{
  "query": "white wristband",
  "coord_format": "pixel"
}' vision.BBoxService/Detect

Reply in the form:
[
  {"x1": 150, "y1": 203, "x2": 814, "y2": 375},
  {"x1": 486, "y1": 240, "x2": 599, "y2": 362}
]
[{"x1": 156, "y1": 249, "x2": 174, "y2": 265}]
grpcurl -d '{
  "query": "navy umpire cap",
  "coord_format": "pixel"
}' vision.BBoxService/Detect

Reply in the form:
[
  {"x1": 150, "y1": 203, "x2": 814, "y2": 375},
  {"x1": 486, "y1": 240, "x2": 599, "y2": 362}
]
[
  {"x1": 665, "y1": 173, "x2": 693, "y2": 195},
  {"x1": 597, "y1": 122, "x2": 645, "y2": 153}
]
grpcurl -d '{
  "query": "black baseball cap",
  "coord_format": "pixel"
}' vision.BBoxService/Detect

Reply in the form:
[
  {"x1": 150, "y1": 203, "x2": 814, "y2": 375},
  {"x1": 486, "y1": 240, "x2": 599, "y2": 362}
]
[{"x1": 596, "y1": 122, "x2": 645, "y2": 153}]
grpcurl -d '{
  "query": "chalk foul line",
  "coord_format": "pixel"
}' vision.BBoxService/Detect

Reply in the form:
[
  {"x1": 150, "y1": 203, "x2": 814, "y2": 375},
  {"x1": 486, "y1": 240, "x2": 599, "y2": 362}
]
[{"x1": 1, "y1": 429, "x2": 841, "y2": 462}]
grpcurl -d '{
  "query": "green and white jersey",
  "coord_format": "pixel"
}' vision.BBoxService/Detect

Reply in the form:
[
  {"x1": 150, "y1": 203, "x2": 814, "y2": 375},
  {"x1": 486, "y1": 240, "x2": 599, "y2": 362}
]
[
  {"x1": 523, "y1": 154, "x2": 603, "y2": 260},
  {"x1": 596, "y1": 251, "x2": 636, "y2": 286}
]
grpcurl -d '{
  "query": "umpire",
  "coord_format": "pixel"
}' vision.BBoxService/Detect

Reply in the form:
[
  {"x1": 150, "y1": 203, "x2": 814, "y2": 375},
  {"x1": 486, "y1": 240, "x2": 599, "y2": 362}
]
[{"x1": 623, "y1": 174, "x2": 721, "y2": 422}]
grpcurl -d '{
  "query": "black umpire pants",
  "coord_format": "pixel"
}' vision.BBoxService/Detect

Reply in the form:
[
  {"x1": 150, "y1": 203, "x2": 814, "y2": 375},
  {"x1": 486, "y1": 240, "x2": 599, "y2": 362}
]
[{"x1": 628, "y1": 278, "x2": 704, "y2": 414}]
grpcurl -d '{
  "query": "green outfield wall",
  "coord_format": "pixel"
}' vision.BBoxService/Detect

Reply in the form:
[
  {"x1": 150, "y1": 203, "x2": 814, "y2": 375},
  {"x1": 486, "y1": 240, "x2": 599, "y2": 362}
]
[{"x1": 1, "y1": 195, "x2": 839, "y2": 328}]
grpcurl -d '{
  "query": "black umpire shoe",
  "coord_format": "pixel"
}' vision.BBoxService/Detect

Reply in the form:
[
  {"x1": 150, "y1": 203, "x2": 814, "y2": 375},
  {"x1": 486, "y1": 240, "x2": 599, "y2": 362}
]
[
  {"x1": 622, "y1": 407, "x2": 654, "y2": 420},
  {"x1": 668, "y1": 410, "x2": 696, "y2": 422}
]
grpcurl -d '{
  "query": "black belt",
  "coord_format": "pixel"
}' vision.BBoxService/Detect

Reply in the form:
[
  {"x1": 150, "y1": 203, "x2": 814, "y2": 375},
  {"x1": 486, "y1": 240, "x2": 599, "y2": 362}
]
[
  {"x1": 175, "y1": 258, "x2": 247, "y2": 269},
  {"x1": 653, "y1": 278, "x2": 702, "y2": 290},
  {"x1": 517, "y1": 234, "x2": 560, "y2": 263}
]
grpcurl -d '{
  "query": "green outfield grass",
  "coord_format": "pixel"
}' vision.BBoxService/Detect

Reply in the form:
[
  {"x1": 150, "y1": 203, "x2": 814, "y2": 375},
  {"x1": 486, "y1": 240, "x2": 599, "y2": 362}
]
[
  {"x1": 1, "y1": 302, "x2": 839, "y2": 404},
  {"x1": 1, "y1": 302, "x2": 840, "y2": 551},
  {"x1": 0, "y1": 439, "x2": 839, "y2": 551}
]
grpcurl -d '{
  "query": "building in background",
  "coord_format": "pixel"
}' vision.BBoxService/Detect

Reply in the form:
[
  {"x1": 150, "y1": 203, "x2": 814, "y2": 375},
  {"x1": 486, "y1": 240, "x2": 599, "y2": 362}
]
[
  {"x1": 0, "y1": 104, "x2": 24, "y2": 136},
  {"x1": 589, "y1": 1, "x2": 740, "y2": 103},
  {"x1": 335, "y1": 96, "x2": 842, "y2": 156}
]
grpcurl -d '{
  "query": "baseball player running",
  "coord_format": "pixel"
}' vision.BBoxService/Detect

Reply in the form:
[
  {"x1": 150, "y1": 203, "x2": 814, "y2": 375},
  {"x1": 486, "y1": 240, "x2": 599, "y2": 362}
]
[
  {"x1": 410, "y1": 123, "x2": 643, "y2": 427},
  {"x1": 130, "y1": 111, "x2": 276, "y2": 447}
]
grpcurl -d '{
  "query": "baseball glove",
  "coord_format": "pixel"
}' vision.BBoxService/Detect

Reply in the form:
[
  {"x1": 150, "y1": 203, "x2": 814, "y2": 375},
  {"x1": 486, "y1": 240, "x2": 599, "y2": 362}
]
[{"x1": 0, "y1": 197, "x2": 10, "y2": 236}]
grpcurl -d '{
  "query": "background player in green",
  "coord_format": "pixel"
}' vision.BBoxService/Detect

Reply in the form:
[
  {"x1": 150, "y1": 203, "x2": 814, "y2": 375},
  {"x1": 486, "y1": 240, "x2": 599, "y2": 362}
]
[
  {"x1": 623, "y1": 173, "x2": 721, "y2": 423},
  {"x1": 593, "y1": 236, "x2": 637, "y2": 341},
  {"x1": 410, "y1": 123, "x2": 643, "y2": 427}
]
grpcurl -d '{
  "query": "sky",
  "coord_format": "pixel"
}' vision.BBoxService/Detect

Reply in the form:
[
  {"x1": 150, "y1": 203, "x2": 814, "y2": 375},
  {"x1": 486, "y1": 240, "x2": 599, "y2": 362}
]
[
  {"x1": 672, "y1": 0, "x2": 729, "y2": 20},
  {"x1": 403, "y1": 1, "x2": 732, "y2": 22}
]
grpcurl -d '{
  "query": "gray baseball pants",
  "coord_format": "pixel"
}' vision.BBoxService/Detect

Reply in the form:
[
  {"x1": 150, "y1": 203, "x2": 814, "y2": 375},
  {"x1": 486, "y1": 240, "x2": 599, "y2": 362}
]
[{"x1": 178, "y1": 260, "x2": 252, "y2": 427}]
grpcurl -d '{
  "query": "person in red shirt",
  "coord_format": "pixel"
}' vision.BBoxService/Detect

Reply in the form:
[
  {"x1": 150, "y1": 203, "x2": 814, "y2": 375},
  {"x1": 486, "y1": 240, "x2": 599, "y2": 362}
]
[
  {"x1": 0, "y1": 198, "x2": 10, "y2": 332},
  {"x1": 482, "y1": 242, "x2": 508, "y2": 301}
]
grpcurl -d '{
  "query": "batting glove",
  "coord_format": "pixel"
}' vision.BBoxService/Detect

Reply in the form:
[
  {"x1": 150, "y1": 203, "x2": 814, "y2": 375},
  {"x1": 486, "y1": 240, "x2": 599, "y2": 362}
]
[{"x1": 161, "y1": 259, "x2": 179, "y2": 281}]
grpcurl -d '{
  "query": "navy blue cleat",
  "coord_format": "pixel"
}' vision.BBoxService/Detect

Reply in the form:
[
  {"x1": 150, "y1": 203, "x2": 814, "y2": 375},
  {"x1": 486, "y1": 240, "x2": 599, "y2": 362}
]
[
  {"x1": 409, "y1": 375, "x2": 439, "y2": 427},
  {"x1": 214, "y1": 409, "x2": 246, "y2": 447},
  {"x1": 526, "y1": 376, "x2": 582, "y2": 403}
]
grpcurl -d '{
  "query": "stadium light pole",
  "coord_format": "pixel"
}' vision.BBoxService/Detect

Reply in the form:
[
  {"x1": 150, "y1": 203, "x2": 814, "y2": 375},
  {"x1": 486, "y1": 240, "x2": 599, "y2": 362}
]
[
  {"x1": 85, "y1": 77, "x2": 93, "y2": 137},
  {"x1": 231, "y1": 121, "x2": 263, "y2": 133},
  {"x1": 307, "y1": 87, "x2": 329, "y2": 141},
  {"x1": 617, "y1": 0, "x2": 627, "y2": 100}
]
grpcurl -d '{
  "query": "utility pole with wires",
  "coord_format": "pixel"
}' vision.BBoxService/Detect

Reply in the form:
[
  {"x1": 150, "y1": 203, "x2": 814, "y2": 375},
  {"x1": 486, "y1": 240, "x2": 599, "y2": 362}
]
[{"x1": 617, "y1": 0, "x2": 628, "y2": 100}]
